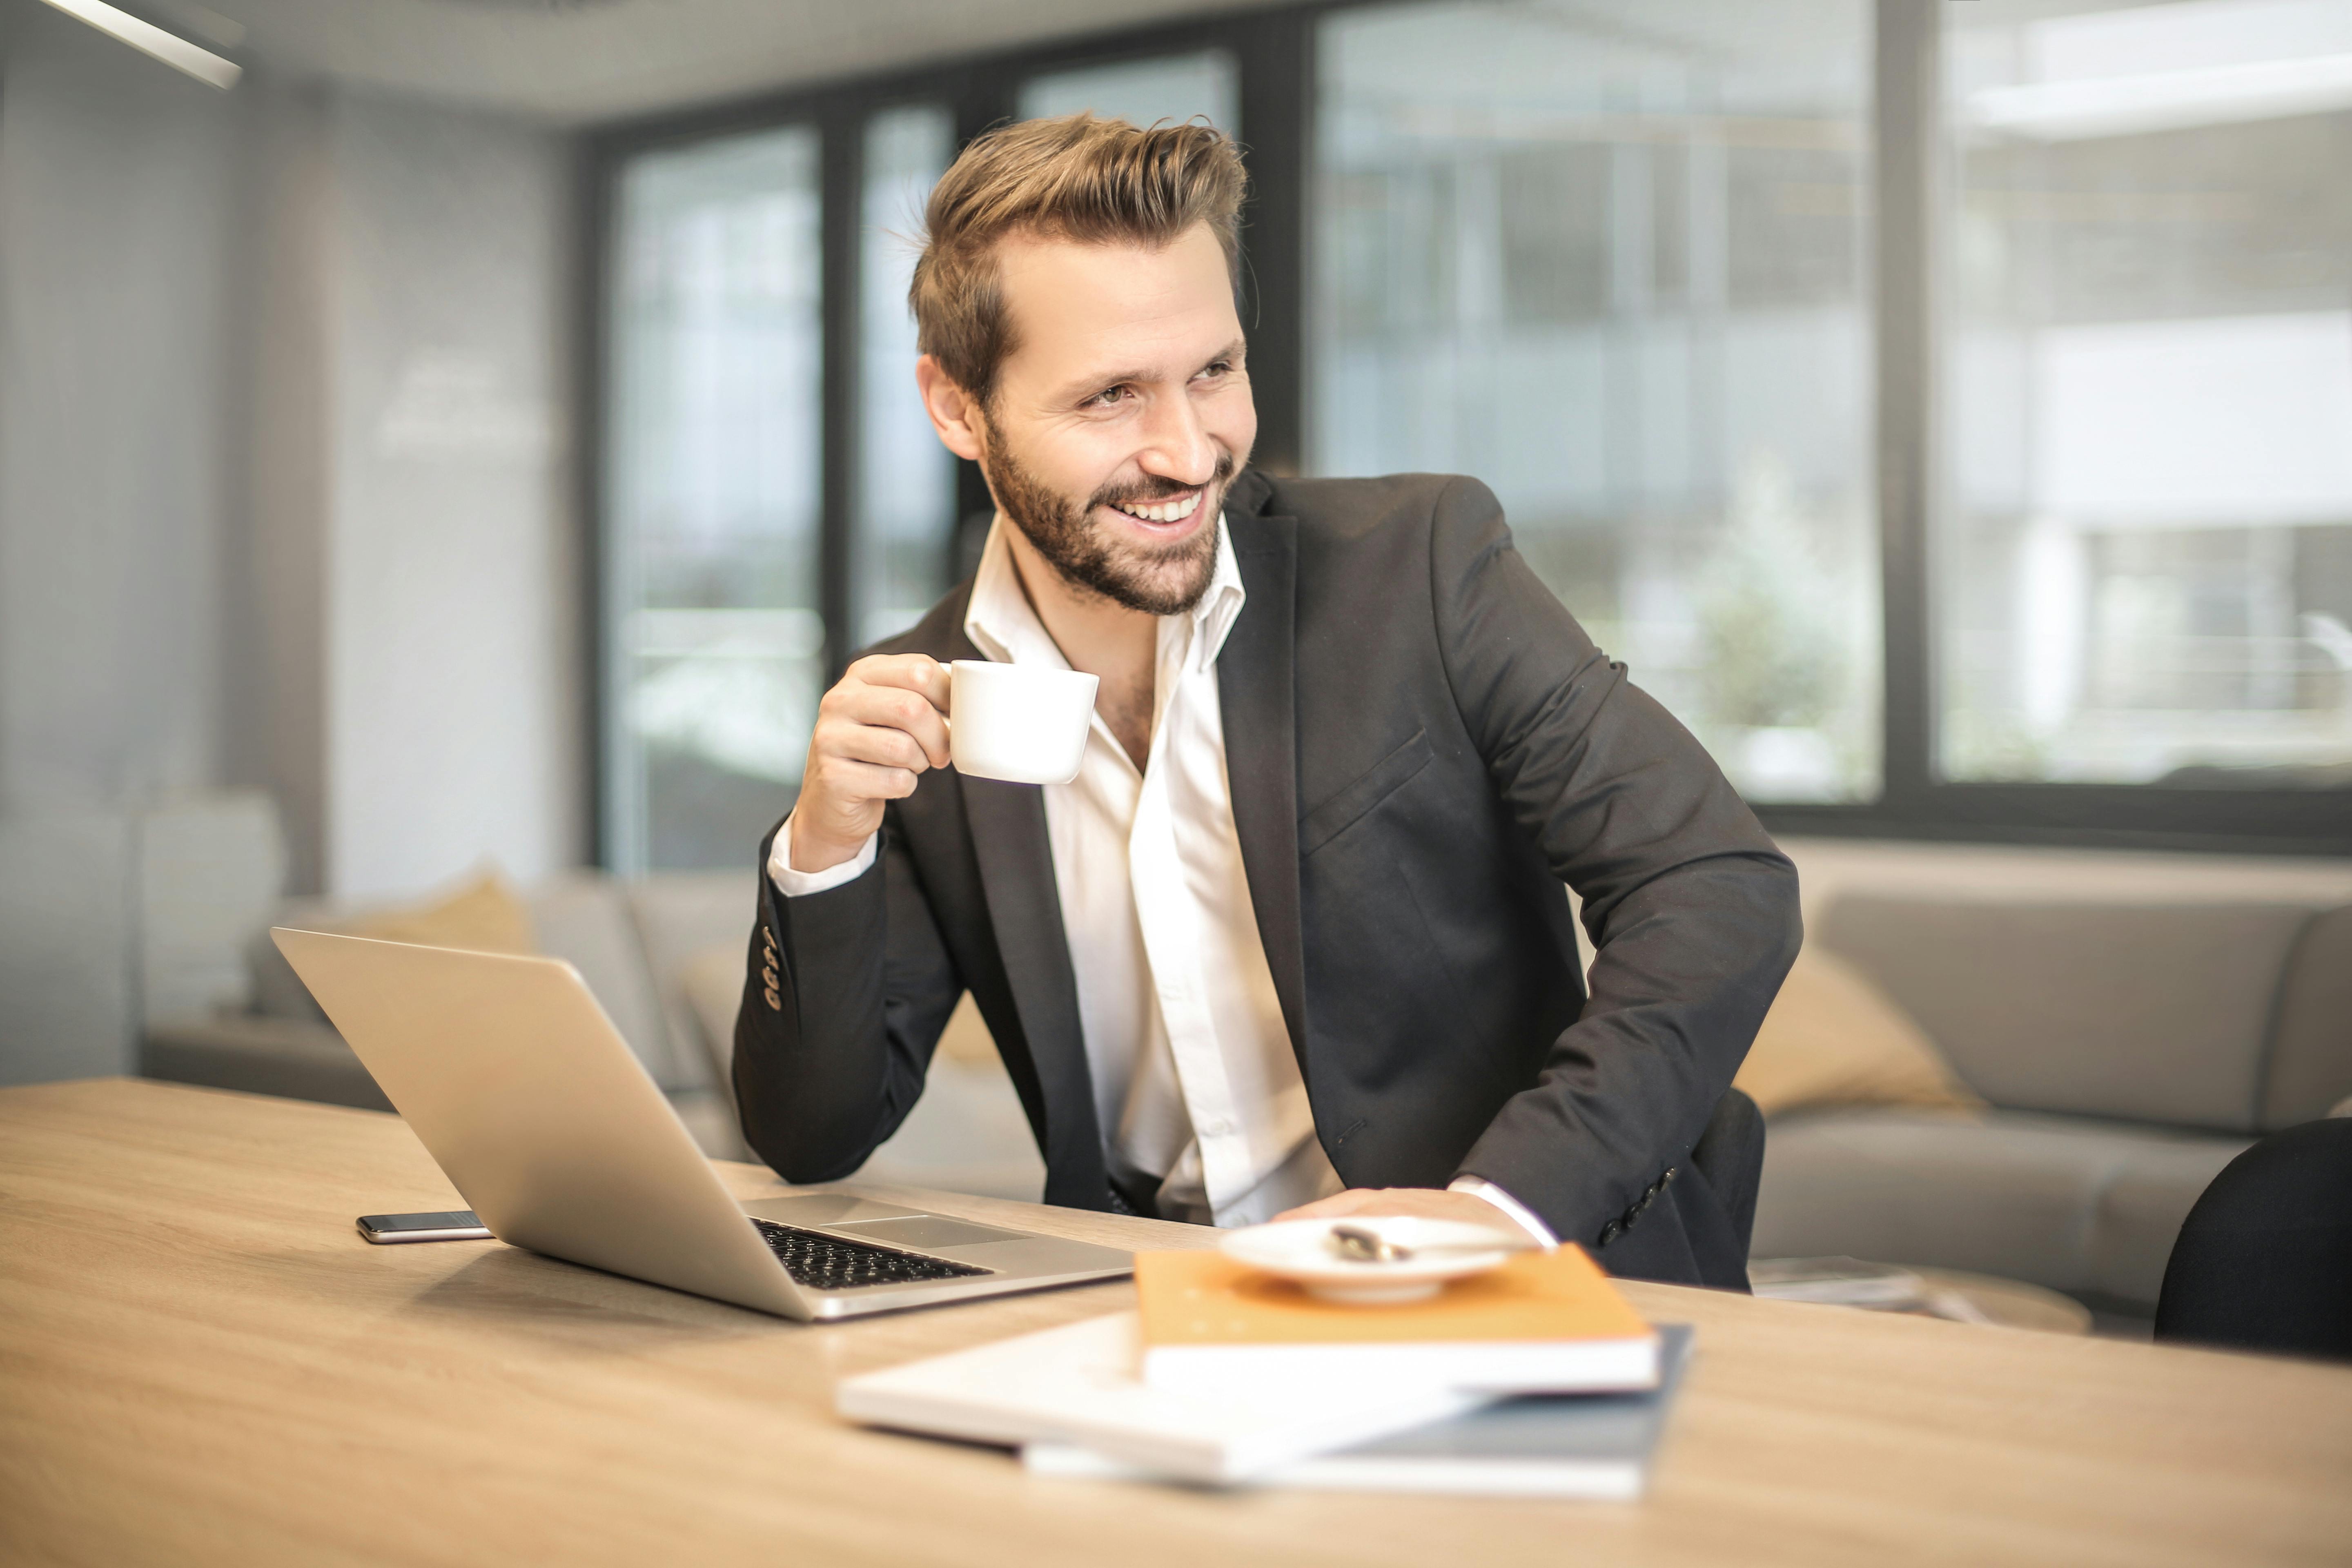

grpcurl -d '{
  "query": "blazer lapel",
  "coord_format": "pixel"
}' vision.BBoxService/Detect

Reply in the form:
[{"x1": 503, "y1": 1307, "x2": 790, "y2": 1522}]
[
  {"x1": 959, "y1": 774, "x2": 1108, "y2": 1209},
  {"x1": 1219, "y1": 506, "x2": 1309, "y2": 1067}
]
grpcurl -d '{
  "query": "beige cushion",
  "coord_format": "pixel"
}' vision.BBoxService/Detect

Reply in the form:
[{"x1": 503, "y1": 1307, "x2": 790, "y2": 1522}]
[
  {"x1": 250, "y1": 871, "x2": 534, "y2": 1025},
  {"x1": 330, "y1": 868, "x2": 534, "y2": 955},
  {"x1": 1734, "y1": 947, "x2": 1983, "y2": 1118}
]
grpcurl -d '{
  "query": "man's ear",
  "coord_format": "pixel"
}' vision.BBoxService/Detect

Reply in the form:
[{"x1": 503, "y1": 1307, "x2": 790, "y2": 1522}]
[{"x1": 915, "y1": 354, "x2": 987, "y2": 463}]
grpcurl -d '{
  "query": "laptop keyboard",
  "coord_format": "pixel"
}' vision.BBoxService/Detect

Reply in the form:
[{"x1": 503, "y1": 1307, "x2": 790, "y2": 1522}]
[{"x1": 750, "y1": 1218, "x2": 992, "y2": 1291}]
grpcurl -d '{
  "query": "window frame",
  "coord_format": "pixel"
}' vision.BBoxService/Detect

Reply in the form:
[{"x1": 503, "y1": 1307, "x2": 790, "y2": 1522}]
[{"x1": 581, "y1": 0, "x2": 2352, "y2": 867}]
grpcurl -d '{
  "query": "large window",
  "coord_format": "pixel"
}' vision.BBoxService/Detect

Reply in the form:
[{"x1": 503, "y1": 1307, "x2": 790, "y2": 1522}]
[
  {"x1": 1316, "y1": 0, "x2": 1879, "y2": 802},
  {"x1": 591, "y1": 1, "x2": 2352, "y2": 860},
  {"x1": 1938, "y1": 0, "x2": 2352, "y2": 788},
  {"x1": 604, "y1": 127, "x2": 823, "y2": 873},
  {"x1": 855, "y1": 106, "x2": 959, "y2": 652}
]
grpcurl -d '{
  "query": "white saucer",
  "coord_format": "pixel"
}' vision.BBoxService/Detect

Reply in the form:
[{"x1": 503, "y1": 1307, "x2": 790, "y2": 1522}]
[{"x1": 1218, "y1": 1216, "x2": 1520, "y2": 1305}]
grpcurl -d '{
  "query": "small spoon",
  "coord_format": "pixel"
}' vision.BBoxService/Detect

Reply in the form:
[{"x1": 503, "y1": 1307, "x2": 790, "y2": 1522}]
[{"x1": 1325, "y1": 1223, "x2": 1526, "y2": 1264}]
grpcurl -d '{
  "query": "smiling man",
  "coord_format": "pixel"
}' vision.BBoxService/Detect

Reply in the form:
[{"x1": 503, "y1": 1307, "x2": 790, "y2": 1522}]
[{"x1": 733, "y1": 114, "x2": 1802, "y2": 1286}]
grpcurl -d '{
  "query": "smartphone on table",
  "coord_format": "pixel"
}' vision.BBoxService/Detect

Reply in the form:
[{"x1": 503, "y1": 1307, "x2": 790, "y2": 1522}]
[{"x1": 356, "y1": 1210, "x2": 494, "y2": 1244}]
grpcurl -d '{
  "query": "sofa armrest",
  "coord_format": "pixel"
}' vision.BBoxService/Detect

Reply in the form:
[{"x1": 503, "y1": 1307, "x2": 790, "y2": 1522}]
[{"x1": 142, "y1": 1016, "x2": 392, "y2": 1113}]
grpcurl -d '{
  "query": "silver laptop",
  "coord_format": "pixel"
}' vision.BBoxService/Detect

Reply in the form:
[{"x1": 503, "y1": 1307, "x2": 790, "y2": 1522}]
[{"x1": 272, "y1": 927, "x2": 1131, "y2": 1321}]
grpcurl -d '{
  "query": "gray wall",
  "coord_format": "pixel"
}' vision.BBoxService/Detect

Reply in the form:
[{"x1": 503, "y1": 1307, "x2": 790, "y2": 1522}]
[
  {"x1": 0, "y1": 4, "x2": 243, "y2": 1082},
  {"x1": 323, "y1": 91, "x2": 580, "y2": 900},
  {"x1": 0, "y1": 0, "x2": 584, "y2": 1083},
  {"x1": 0, "y1": 2, "x2": 239, "y2": 813}
]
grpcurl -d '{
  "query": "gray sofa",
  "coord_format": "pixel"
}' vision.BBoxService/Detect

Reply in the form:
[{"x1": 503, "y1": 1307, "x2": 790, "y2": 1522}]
[
  {"x1": 1753, "y1": 895, "x2": 2352, "y2": 1316},
  {"x1": 148, "y1": 863, "x2": 2351, "y2": 1307}
]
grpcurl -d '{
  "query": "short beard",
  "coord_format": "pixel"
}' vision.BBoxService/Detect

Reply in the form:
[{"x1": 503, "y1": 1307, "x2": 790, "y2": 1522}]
[{"x1": 982, "y1": 427, "x2": 1234, "y2": 617}]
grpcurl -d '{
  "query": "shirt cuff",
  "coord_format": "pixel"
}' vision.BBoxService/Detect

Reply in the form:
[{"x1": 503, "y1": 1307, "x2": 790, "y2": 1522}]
[
  {"x1": 766, "y1": 814, "x2": 878, "y2": 897},
  {"x1": 1447, "y1": 1176, "x2": 1560, "y2": 1249}
]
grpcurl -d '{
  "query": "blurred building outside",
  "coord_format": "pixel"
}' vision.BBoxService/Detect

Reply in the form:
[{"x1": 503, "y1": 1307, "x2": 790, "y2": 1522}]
[{"x1": 1940, "y1": 0, "x2": 2352, "y2": 786}]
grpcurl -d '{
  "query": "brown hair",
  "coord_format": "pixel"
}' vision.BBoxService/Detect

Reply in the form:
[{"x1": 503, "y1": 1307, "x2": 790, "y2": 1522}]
[{"x1": 911, "y1": 113, "x2": 1246, "y2": 408}]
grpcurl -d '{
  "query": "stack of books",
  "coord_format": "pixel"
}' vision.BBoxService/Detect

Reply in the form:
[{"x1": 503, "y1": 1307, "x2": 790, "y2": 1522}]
[{"x1": 835, "y1": 1243, "x2": 1695, "y2": 1497}]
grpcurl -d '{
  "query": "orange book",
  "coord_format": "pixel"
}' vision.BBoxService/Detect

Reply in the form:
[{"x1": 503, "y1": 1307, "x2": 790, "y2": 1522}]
[{"x1": 1135, "y1": 1246, "x2": 1659, "y2": 1397}]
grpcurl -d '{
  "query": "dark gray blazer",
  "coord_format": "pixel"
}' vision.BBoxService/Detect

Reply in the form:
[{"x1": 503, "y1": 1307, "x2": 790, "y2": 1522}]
[{"x1": 733, "y1": 469, "x2": 1801, "y2": 1288}]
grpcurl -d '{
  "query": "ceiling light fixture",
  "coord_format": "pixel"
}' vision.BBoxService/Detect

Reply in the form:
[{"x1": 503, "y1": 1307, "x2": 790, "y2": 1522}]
[{"x1": 36, "y1": 0, "x2": 241, "y2": 90}]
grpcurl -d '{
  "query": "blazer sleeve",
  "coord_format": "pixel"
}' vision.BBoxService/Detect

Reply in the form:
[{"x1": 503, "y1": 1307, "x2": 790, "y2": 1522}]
[
  {"x1": 731, "y1": 812, "x2": 964, "y2": 1183},
  {"x1": 1429, "y1": 477, "x2": 1803, "y2": 1243}
]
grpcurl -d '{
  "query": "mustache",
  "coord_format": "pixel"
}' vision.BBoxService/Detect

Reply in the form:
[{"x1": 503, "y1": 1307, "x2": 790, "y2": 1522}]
[{"x1": 1089, "y1": 450, "x2": 1238, "y2": 512}]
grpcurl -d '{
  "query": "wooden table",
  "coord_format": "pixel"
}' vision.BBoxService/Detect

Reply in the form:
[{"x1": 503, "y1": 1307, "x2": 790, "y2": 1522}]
[{"x1": 4, "y1": 1080, "x2": 2348, "y2": 1568}]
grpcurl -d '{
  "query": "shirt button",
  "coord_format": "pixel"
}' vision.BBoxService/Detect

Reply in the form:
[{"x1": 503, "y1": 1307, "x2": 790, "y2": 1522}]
[{"x1": 1201, "y1": 1118, "x2": 1234, "y2": 1138}]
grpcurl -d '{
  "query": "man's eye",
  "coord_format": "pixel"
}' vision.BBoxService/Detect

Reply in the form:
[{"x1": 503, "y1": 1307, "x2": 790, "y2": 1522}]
[
  {"x1": 1196, "y1": 361, "x2": 1231, "y2": 380},
  {"x1": 1083, "y1": 385, "x2": 1128, "y2": 408}
]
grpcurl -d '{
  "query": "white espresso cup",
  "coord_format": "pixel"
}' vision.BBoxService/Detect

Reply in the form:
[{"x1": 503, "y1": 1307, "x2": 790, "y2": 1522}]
[{"x1": 947, "y1": 659, "x2": 1098, "y2": 785}]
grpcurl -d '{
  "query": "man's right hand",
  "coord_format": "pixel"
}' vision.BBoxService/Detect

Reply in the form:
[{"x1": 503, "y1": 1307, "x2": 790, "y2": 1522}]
[{"x1": 788, "y1": 654, "x2": 952, "y2": 874}]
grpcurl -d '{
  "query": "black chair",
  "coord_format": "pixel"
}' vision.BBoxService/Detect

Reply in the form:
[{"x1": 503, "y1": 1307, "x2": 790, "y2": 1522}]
[{"x1": 2154, "y1": 1118, "x2": 2352, "y2": 1362}]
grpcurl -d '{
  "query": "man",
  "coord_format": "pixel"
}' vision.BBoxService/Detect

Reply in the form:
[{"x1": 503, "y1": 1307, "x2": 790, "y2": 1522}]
[{"x1": 734, "y1": 114, "x2": 1800, "y2": 1287}]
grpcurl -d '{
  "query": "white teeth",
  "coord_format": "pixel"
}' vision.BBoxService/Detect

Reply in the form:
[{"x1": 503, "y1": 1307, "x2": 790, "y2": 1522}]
[{"x1": 1120, "y1": 492, "x2": 1200, "y2": 525}]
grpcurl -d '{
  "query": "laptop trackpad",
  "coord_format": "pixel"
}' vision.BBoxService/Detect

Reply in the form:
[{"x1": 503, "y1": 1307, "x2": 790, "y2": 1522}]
[
  {"x1": 828, "y1": 1215, "x2": 1032, "y2": 1250},
  {"x1": 742, "y1": 1194, "x2": 922, "y2": 1227}
]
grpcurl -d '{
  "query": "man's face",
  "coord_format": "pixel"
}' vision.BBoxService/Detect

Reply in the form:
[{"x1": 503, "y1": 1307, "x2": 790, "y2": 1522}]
[{"x1": 974, "y1": 223, "x2": 1256, "y2": 616}]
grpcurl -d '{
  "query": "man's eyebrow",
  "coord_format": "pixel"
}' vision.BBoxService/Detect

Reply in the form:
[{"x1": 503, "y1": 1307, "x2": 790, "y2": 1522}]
[{"x1": 1051, "y1": 340, "x2": 1248, "y2": 404}]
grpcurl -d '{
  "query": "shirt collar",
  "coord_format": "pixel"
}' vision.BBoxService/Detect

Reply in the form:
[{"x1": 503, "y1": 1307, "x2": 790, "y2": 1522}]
[{"x1": 963, "y1": 512, "x2": 1247, "y2": 677}]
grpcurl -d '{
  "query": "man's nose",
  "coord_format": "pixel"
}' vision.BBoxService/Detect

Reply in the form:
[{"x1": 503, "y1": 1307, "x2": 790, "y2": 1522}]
[{"x1": 1135, "y1": 390, "x2": 1218, "y2": 487}]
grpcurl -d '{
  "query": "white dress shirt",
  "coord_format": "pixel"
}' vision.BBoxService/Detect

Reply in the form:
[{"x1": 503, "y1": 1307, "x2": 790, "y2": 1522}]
[{"x1": 771, "y1": 515, "x2": 1554, "y2": 1243}]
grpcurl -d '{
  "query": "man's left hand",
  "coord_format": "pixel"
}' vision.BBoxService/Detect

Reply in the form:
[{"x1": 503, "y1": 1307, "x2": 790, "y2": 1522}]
[{"x1": 1272, "y1": 1186, "x2": 1542, "y2": 1243}]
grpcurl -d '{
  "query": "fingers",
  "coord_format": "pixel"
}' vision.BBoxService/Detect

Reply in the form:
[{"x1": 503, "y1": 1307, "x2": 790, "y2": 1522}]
[
  {"x1": 852, "y1": 653, "x2": 952, "y2": 712},
  {"x1": 811, "y1": 757, "x2": 921, "y2": 802},
  {"x1": 815, "y1": 706, "x2": 936, "y2": 775},
  {"x1": 795, "y1": 655, "x2": 951, "y2": 851},
  {"x1": 826, "y1": 658, "x2": 951, "y2": 769},
  {"x1": 789, "y1": 657, "x2": 956, "y2": 873}
]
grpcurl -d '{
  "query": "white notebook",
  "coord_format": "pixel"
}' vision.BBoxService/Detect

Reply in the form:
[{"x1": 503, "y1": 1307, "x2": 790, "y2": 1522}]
[
  {"x1": 835, "y1": 1311, "x2": 1488, "y2": 1485},
  {"x1": 1025, "y1": 1324, "x2": 1696, "y2": 1498}
]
